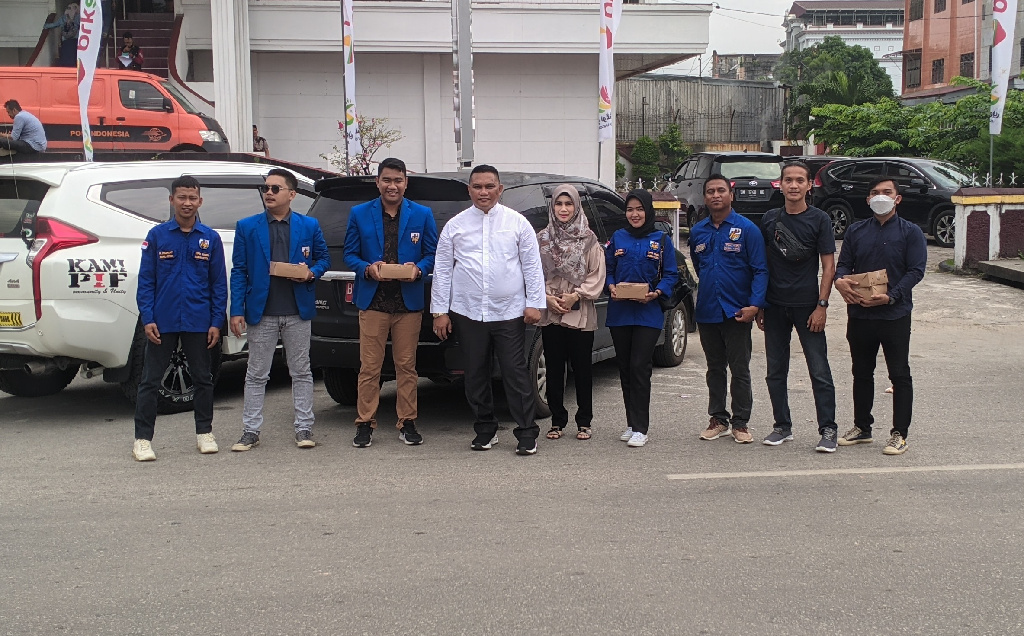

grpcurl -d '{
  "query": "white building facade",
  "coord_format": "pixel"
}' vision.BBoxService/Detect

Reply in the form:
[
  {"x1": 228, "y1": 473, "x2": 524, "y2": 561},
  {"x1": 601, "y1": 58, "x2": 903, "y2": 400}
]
[
  {"x1": 783, "y1": 0, "x2": 904, "y2": 96},
  {"x1": 1, "y1": 0, "x2": 712, "y2": 183}
]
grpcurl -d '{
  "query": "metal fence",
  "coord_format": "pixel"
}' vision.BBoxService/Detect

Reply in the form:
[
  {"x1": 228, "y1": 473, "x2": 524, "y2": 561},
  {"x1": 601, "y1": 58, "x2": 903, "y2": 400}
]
[{"x1": 616, "y1": 75, "x2": 789, "y2": 149}]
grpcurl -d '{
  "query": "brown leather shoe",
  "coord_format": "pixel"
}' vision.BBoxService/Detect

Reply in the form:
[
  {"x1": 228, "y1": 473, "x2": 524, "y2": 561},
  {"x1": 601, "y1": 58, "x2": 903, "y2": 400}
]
[
  {"x1": 731, "y1": 427, "x2": 754, "y2": 444},
  {"x1": 700, "y1": 417, "x2": 730, "y2": 440}
]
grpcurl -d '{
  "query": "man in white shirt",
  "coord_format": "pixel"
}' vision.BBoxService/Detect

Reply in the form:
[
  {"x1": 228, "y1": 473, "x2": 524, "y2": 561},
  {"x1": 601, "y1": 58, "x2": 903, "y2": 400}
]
[{"x1": 431, "y1": 165, "x2": 546, "y2": 455}]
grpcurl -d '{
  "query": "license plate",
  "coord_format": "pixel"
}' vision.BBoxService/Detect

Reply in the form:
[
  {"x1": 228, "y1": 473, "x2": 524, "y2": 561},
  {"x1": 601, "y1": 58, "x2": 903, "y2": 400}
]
[{"x1": 0, "y1": 311, "x2": 23, "y2": 327}]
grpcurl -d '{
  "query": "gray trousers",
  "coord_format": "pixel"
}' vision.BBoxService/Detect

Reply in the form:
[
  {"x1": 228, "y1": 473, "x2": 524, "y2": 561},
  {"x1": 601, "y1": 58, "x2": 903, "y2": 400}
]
[{"x1": 242, "y1": 314, "x2": 314, "y2": 434}]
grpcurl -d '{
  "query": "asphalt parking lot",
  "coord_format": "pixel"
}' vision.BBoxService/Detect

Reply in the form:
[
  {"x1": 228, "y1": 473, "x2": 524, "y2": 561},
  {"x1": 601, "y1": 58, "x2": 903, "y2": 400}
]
[{"x1": 3, "y1": 244, "x2": 1024, "y2": 635}]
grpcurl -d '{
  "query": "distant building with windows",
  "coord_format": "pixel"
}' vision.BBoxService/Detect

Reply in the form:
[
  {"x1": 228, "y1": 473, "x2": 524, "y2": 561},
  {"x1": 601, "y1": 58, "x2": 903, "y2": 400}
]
[
  {"x1": 710, "y1": 52, "x2": 781, "y2": 81},
  {"x1": 902, "y1": 0, "x2": 1024, "y2": 105},
  {"x1": 783, "y1": 0, "x2": 905, "y2": 95}
]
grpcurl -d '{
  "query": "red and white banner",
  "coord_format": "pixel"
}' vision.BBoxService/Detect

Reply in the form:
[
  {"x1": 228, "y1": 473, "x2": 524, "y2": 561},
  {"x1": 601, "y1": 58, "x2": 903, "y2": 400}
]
[
  {"x1": 990, "y1": 0, "x2": 1018, "y2": 135},
  {"x1": 598, "y1": 0, "x2": 622, "y2": 142},
  {"x1": 76, "y1": 0, "x2": 101, "y2": 161},
  {"x1": 342, "y1": 0, "x2": 361, "y2": 160}
]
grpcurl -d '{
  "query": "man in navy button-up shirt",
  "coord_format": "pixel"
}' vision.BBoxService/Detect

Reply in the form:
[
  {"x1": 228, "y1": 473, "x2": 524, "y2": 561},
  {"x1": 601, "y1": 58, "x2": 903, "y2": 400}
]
[
  {"x1": 834, "y1": 177, "x2": 927, "y2": 456},
  {"x1": 690, "y1": 175, "x2": 768, "y2": 444},
  {"x1": 132, "y1": 176, "x2": 227, "y2": 462}
]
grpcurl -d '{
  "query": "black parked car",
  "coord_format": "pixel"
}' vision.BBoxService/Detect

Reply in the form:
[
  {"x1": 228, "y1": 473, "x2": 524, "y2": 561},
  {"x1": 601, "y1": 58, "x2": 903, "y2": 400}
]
[
  {"x1": 307, "y1": 173, "x2": 697, "y2": 418},
  {"x1": 789, "y1": 155, "x2": 849, "y2": 180},
  {"x1": 812, "y1": 157, "x2": 972, "y2": 246},
  {"x1": 664, "y1": 151, "x2": 784, "y2": 228}
]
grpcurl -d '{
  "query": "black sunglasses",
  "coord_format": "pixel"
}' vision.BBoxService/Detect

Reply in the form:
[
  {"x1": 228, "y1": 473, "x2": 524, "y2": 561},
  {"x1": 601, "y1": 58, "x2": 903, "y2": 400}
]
[{"x1": 259, "y1": 185, "x2": 293, "y2": 194}]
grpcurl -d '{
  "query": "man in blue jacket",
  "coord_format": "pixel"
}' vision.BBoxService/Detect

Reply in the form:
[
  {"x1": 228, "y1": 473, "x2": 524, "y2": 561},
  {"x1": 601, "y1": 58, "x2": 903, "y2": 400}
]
[
  {"x1": 133, "y1": 176, "x2": 227, "y2": 462},
  {"x1": 229, "y1": 168, "x2": 330, "y2": 451},
  {"x1": 344, "y1": 158, "x2": 438, "y2": 448},
  {"x1": 690, "y1": 174, "x2": 769, "y2": 444}
]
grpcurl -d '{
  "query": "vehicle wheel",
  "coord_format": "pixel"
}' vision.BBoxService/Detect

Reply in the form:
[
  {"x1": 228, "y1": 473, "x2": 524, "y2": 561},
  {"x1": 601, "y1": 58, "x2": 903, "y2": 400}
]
[
  {"x1": 932, "y1": 208, "x2": 955, "y2": 248},
  {"x1": 653, "y1": 305, "x2": 688, "y2": 368},
  {"x1": 686, "y1": 207, "x2": 696, "y2": 228},
  {"x1": 528, "y1": 335, "x2": 552, "y2": 419},
  {"x1": 323, "y1": 368, "x2": 359, "y2": 406},
  {"x1": 0, "y1": 365, "x2": 78, "y2": 397},
  {"x1": 120, "y1": 324, "x2": 223, "y2": 414},
  {"x1": 825, "y1": 202, "x2": 852, "y2": 240}
]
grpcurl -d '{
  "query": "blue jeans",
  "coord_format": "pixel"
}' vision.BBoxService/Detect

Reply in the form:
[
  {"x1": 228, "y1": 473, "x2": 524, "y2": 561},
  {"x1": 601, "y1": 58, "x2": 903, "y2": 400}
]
[{"x1": 763, "y1": 305, "x2": 836, "y2": 434}]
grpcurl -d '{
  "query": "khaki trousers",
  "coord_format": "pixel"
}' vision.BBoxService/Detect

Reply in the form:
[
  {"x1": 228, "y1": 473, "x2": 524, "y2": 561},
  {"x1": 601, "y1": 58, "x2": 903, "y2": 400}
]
[{"x1": 357, "y1": 310, "x2": 422, "y2": 428}]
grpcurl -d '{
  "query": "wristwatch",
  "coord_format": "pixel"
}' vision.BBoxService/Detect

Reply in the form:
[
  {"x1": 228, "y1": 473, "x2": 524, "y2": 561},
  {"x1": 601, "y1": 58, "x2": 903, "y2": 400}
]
[
  {"x1": 887, "y1": 296, "x2": 896, "y2": 305},
  {"x1": 817, "y1": 299, "x2": 829, "y2": 308},
  {"x1": 432, "y1": 312, "x2": 447, "y2": 318}
]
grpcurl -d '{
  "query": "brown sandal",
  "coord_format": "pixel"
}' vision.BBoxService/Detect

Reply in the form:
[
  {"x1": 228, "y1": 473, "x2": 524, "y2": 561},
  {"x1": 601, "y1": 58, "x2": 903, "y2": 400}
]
[
  {"x1": 576, "y1": 427, "x2": 592, "y2": 440},
  {"x1": 546, "y1": 427, "x2": 564, "y2": 439}
]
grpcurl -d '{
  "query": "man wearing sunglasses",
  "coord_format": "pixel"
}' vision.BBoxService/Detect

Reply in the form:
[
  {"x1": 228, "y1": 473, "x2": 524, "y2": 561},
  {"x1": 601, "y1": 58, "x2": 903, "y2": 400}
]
[{"x1": 229, "y1": 168, "x2": 330, "y2": 452}]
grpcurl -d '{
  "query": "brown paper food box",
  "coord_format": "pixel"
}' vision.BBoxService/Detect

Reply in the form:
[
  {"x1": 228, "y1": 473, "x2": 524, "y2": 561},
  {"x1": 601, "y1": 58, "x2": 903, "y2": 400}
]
[
  {"x1": 269, "y1": 261, "x2": 310, "y2": 279},
  {"x1": 615, "y1": 282, "x2": 650, "y2": 299},
  {"x1": 378, "y1": 263, "x2": 417, "y2": 280},
  {"x1": 845, "y1": 269, "x2": 888, "y2": 301}
]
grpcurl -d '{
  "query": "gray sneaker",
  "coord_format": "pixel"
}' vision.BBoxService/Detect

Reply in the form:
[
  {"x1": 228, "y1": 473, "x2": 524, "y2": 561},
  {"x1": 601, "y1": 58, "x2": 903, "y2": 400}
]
[
  {"x1": 295, "y1": 430, "x2": 316, "y2": 448},
  {"x1": 838, "y1": 426, "x2": 873, "y2": 446},
  {"x1": 763, "y1": 427, "x2": 794, "y2": 446},
  {"x1": 815, "y1": 428, "x2": 838, "y2": 453},
  {"x1": 231, "y1": 431, "x2": 260, "y2": 452}
]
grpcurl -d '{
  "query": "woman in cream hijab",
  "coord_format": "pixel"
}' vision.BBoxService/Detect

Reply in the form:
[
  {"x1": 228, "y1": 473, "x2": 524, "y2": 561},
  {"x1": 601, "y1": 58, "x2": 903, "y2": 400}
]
[{"x1": 537, "y1": 184, "x2": 606, "y2": 441}]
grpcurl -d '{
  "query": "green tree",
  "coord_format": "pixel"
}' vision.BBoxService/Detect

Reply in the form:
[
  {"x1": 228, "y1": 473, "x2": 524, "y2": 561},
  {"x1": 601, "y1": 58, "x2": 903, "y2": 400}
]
[
  {"x1": 657, "y1": 123, "x2": 690, "y2": 173},
  {"x1": 631, "y1": 136, "x2": 660, "y2": 182},
  {"x1": 615, "y1": 158, "x2": 626, "y2": 180},
  {"x1": 809, "y1": 98, "x2": 913, "y2": 156},
  {"x1": 776, "y1": 36, "x2": 896, "y2": 136}
]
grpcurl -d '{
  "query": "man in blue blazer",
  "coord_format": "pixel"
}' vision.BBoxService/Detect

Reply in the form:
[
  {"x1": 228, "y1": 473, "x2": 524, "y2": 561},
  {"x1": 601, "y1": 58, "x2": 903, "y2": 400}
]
[
  {"x1": 344, "y1": 158, "x2": 438, "y2": 448},
  {"x1": 228, "y1": 168, "x2": 330, "y2": 452}
]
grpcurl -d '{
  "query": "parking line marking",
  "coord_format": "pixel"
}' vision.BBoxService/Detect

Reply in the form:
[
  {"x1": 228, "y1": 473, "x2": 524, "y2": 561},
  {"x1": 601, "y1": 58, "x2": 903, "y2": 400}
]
[{"x1": 666, "y1": 463, "x2": 1024, "y2": 481}]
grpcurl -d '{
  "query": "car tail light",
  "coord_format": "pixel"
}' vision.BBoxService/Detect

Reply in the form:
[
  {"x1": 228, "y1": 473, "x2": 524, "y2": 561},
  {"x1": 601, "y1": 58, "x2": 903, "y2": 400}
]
[
  {"x1": 771, "y1": 181, "x2": 781, "y2": 189},
  {"x1": 814, "y1": 161, "x2": 835, "y2": 187},
  {"x1": 26, "y1": 218, "x2": 98, "y2": 320},
  {"x1": 345, "y1": 282, "x2": 354, "y2": 303},
  {"x1": 730, "y1": 181, "x2": 735, "y2": 188}
]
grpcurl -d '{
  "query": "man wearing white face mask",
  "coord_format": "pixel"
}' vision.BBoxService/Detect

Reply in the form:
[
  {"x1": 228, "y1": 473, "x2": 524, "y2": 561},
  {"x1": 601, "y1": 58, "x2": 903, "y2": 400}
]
[{"x1": 833, "y1": 177, "x2": 928, "y2": 455}]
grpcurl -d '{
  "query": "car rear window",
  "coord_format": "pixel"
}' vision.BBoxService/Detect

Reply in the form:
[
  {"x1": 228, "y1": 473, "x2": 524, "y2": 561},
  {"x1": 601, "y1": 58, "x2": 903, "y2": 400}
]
[
  {"x1": 717, "y1": 161, "x2": 781, "y2": 180},
  {"x1": 0, "y1": 178, "x2": 48, "y2": 238}
]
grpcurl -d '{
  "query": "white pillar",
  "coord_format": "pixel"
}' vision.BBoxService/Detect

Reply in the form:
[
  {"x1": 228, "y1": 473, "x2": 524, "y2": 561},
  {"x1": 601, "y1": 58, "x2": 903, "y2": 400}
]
[{"x1": 211, "y1": 0, "x2": 253, "y2": 153}]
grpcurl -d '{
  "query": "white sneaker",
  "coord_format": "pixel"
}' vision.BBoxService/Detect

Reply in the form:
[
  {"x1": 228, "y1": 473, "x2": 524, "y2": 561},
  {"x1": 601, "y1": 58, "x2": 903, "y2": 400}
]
[
  {"x1": 626, "y1": 432, "x2": 649, "y2": 447},
  {"x1": 197, "y1": 432, "x2": 219, "y2": 454},
  {"x1": 619, "y1": 427, "x2": 634, "y2": 441},
  {"x1": 132, "y1": 439, "x2": 156, "y2": 461}
]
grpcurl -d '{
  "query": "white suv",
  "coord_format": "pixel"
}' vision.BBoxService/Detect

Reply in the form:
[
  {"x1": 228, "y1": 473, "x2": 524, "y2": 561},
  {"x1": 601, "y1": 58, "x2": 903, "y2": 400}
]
[{"x1": 0, "y1": 161, "x2": 317, "y2": 412}]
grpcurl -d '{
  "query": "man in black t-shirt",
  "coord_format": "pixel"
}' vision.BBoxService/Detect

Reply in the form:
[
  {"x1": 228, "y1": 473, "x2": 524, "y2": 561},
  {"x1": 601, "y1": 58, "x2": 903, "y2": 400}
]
[{"x1": 757, "y1": 161, "x2": 839, "y2": 452}]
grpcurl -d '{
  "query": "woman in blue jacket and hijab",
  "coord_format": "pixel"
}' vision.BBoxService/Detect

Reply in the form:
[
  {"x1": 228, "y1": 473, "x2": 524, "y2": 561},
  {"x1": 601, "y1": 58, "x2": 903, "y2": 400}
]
[{"x1": 605, "y1": 189, "x2": 678, "y2": 448}]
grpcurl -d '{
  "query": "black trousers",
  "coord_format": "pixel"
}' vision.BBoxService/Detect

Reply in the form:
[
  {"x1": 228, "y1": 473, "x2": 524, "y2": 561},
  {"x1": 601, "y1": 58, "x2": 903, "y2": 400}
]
[
  {"x1": 133, "y1": 332, "x2": 214, "y2": 441},
  {"x1": 451, "y1": 312, "x2": 539, "y2": 442},
  {"x1": 610, "y1": 325, "x2": 661, "y2": 435},
  {"x1": 697, "y1": 319, "x2": 754, "y2": 426},
  {"x1": 0, "y1": 137, "x2": 39, "y2": 154},
  {"x1": 846, "y1": 315, "x2": 913, "y2": 438},
  {"x1": 541, "y1": 324, "x2": 595, "y2": 430},
  {"x1": 763, "y1": 305, "x2": 837, "y2": 434}
]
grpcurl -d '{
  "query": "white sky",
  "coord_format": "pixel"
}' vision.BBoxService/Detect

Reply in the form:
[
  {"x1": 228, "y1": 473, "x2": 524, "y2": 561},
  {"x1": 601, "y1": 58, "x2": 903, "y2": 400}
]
[{"x1": 656, "y1": 0, "x2": 794, "y2": 75}]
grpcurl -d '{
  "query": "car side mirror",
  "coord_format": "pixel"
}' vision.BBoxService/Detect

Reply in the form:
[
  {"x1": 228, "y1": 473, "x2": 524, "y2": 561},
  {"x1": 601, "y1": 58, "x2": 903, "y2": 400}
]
[
  {"x1": 162, "y1": 97, "x2": 174, "y2": 113},
  {"x1": 672, "y1": 174, "x2": 683, "y2": 184}
]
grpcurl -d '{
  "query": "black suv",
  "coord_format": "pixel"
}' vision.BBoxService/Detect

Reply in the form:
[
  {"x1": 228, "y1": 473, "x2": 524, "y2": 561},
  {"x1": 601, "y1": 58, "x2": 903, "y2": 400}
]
[
  {"x1": 812, "y1": 157, "x2": 971, "y2": 246},
  {"x1": 307, "y1": 173, "x2": 697, "y2": 419},
  {"x1": 665, "y1": 151, "x2": 784, "y2": 228}
]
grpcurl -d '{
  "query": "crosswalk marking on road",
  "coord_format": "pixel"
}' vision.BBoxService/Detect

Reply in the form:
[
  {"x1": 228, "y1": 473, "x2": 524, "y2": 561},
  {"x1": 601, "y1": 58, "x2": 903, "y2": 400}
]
[{"x1": 666, "y1": 463, "x2": 1024, "y2": 481}]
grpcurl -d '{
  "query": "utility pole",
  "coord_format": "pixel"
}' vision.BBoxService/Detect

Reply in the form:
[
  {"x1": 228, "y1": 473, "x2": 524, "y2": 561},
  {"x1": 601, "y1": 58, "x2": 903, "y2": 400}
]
[{"x1": 452, "y1": 0, "x2": 474, "y2": 168}]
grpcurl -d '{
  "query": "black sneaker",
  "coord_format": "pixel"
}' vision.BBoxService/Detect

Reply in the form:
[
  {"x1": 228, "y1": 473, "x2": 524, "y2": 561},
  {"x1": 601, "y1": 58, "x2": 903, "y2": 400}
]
[
  {"x1": 815, "y1": 428, "x2": 838, "y2": 453},
  {"x1": 838, "y1": 426, "x2": 873, "y2": 446},
  {"x1": 231, "y1": 431, "x2": 260, "y2": 452},
  {"x1": 353, "y1": 423, "x2": 373, "y2": 448},
  {"x1": 399, "y1": 420, "x2": 423, "y2": 445},
  {"x1": 763, "y1": 427, "x2": 794, "y2": 446},
  {"x1": 516, "y1": 440, "x2": 538, "y2": 456},
  {"x1": 295, "y1": 430, "x2": 316, "y2": 448},
  {"x1": 471, "y1": 433, "x2": 498, "y2": 451}
]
